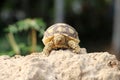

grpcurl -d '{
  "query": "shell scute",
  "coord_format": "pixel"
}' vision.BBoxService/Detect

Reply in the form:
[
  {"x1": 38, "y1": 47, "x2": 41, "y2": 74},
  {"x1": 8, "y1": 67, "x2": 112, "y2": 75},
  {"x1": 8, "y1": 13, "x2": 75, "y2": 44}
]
[{"x1": 42, "y1": 23, "x2": 80, "y2": 45}]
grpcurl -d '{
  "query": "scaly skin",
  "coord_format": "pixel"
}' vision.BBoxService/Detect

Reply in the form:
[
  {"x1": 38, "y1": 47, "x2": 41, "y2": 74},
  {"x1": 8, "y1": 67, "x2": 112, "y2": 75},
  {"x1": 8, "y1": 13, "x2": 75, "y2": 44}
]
[
  {"x1": 43, "y1": 34, "x2": 81, "y2": 56},
  {"x1": 43, "y1": 41, "x2": 54, "y2": 56},
  {"x1": 68, "y1": 40, "x2": 81, "y2": 54}
]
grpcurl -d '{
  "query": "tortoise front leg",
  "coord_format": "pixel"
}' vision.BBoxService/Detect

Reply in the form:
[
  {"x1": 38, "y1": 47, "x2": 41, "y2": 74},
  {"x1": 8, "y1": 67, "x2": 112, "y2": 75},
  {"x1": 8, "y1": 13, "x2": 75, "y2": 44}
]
[
  {"x1": 68, "y1": 40, "x2": 81, "y2": 54},
  {"x1": 43, "y1": 41, "x2": 54, "y2": 56}
]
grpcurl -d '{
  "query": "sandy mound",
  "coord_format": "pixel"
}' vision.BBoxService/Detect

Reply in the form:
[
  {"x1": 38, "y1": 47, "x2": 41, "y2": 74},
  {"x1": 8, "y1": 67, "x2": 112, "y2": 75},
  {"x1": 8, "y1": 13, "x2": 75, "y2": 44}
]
[{"x1": 0, "y1": 48, "x2": 120, "y2": 80}]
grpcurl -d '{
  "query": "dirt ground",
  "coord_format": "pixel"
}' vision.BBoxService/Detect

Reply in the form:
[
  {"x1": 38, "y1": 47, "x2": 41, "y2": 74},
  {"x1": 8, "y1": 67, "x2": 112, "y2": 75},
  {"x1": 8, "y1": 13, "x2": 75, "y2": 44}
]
[{"x1": 0, "y1": 48, "x2": 120, "y2": 80}]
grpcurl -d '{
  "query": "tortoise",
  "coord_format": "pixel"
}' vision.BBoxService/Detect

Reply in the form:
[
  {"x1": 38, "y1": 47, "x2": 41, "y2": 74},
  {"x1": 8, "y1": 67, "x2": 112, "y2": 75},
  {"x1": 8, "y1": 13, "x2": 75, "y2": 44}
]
[{"x1": 42, "y1": 23, "x2": 81, "y2": 56}]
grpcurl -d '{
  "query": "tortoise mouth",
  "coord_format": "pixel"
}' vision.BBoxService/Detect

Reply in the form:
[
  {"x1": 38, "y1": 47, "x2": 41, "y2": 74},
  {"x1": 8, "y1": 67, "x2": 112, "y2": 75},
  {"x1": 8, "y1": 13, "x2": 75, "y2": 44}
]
[
  {"x1": 53, "y1": 47, "x2": 68, "y2": 50},
  {"x1": 52, "y1": 48, "x2": 74, "y2": 52},
  {"x1": 52, "y1": 44, "x2": 70, "y2": 50}
]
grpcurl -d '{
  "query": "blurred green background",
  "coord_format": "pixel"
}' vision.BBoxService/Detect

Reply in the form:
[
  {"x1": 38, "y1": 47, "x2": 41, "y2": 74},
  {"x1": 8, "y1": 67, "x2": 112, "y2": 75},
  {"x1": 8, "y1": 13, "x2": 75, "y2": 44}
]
[{"x1": 0, "y1": 0, "x2": 118, "y2": 56}]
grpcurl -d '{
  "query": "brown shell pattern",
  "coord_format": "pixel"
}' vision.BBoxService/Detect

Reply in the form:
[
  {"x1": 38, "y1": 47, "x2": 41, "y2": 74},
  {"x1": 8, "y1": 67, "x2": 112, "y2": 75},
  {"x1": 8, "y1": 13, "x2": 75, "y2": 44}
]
[{"x1": 44, "y1": 23, "x2": 79, "y2": 39}]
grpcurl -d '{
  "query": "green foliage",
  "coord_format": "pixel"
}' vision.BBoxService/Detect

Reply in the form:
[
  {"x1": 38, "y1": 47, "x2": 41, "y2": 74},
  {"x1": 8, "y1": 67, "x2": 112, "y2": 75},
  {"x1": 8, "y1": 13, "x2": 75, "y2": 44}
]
[
  {"x1": 4, "y1": 18, "x2": 46, "y2": 56},
  {"x1": 18, "y1": 42, "x2": 44, "y2": 56},
  {"x1": 0, "y1": 51, "x2": 15, "y2": 57},
  {"x1": 5, "y1": 25, "x2": 18, "y2": 33},
  {"x1": 6, "y1": 18, "x2": 46, "y2": 33},
  {"x1": 16, "y1": 18, "x2": 46, "y2": 37},
  {"x1": 35, "y1": 19, "x2": 46, "y2": 37},
  {"x1": 0, "y1": 37, "x2": 15, "y2": 56}
]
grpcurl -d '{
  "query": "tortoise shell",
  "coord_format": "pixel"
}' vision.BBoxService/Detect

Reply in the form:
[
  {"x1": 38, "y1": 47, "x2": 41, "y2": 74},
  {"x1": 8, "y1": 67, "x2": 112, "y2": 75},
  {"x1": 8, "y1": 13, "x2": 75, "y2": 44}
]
[{"x1": 42, "y1": 23, "x2": 80, "y2": 45}]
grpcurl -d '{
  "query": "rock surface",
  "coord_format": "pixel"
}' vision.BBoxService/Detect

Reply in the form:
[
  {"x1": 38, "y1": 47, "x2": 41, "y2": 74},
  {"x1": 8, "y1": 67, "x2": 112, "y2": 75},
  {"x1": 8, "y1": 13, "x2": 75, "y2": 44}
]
[{"x1": 0, "y1": 48, "x2": 120, "y2": 80}]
